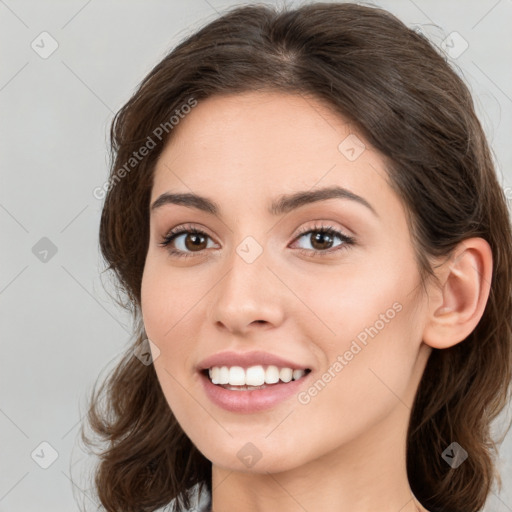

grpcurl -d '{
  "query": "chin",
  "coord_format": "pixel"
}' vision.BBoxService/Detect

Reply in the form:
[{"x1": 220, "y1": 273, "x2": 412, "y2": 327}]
[
  {"x1": 212, "y1": 452, "x2": 301, "y2": 474},
  {"x1": 192, "y1": 433, "x2": 307, "y2": 474}
]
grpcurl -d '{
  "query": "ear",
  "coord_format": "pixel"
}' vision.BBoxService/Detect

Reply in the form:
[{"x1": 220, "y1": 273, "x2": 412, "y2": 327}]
[{"x1": 422, "y1": 237, "x2": 493, "y2": 349}]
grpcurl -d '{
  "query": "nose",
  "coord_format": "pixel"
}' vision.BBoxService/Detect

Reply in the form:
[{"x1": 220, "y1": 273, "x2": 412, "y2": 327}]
[{"x1": 208, "y1": 245, "x2": 286, "y2": 335}]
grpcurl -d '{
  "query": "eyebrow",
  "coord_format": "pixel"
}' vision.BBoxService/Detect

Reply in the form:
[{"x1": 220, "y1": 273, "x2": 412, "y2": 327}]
[{"x1": 150, "y1": 185, "x2": 378, "y2": 217}]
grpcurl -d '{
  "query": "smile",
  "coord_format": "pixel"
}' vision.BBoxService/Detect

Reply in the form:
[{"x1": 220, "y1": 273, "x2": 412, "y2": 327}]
[
  {"x1": 207, "y1": 365, "x2": 311, "y2": 388},
  {"x1": 199, "y1": 365, "x2": 312, "y2": 413}
]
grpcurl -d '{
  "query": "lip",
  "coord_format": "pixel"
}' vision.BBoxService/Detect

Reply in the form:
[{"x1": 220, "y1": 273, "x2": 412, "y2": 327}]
[
  {"x1": 199, "y1": 369, "x2": 313, "y2": 413},
  {"x1": 197, "y1": 350, "x2": 311, "y2": 371}
]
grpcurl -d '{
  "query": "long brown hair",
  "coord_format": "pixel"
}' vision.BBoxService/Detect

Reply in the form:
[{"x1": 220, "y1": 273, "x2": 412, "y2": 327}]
[{"x1": 79, "y1": 3, "x2": 512, "y2": 511}]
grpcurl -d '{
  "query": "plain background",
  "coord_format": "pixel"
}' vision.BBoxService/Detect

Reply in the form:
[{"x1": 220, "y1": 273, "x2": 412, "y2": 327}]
[{"x1": 1, "y1": 0, "x2": 511, "y2": 510}]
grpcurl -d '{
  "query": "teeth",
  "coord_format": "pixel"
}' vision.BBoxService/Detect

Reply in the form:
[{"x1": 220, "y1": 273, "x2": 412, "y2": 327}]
[
  {"x1": 229, "y1": 366, "x2": 245, "y2": 386},
  {"x1": 218, "y1": 366, "x2": 229, "y2": 385},
  {"x1": 246, "y1": 365, "x2": 265, "y2": 386},
  {"x1": 293, "y1": 369, "x2": 305, "y2": 380},
  {"x1": 265, "y1": 365, "x2": 280, "y2": 384},
  {"x1": 207, "y1": 365, "x2": 308, "y2": 386},
  {"x1": 280, "y1": 368, "x2": 293, "y2": 383}
]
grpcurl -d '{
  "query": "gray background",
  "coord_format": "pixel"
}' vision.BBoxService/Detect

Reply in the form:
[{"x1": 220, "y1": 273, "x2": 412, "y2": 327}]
[{"x1": 1, "y1": 0, "x2": 511, "y2": 510}]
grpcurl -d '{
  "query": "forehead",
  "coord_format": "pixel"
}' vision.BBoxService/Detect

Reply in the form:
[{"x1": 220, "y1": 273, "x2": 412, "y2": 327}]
[
  {"x1": 156, "y1": 91, "x2": 353, "y2": 173},
  {"x1": 150, "y1": 91, "x2": 400, "y2": 223}
]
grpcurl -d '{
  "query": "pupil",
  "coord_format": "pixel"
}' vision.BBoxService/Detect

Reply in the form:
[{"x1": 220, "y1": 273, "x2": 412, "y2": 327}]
[
  {"x1": 187, "y1": 233, "x2": 205, "y2": 250},
  {"x1": 313, "y1": 232, "x2": 332, "y2": 249}
]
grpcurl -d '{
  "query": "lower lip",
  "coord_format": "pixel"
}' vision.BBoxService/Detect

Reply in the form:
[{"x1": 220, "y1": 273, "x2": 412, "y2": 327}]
[{"x1": 199, "y1": 371, "x2": 311, "y2": 413}]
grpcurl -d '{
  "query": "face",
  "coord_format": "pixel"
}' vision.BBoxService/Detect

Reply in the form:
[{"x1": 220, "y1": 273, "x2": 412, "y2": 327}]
[{"x1": 141, "y1": 91, "x2": 431, "y2": 473}]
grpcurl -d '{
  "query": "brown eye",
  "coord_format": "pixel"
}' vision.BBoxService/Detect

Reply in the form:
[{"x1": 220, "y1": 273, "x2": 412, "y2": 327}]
[
  {"x1": 159, "y1": 225, "x2": 215, "y2": 258},
  {"x1": 308, "y1": 231, "x2": 336, "y2": 251},
  {"x1": 291, "y1": 224, "x2": 356, "y2": 257},
  {"x1": 182, "y1": 231, "x2": 208, "y2": 251}
]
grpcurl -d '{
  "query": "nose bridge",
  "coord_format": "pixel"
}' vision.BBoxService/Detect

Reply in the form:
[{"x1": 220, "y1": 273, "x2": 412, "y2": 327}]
[{"x1": 209, "y1": 233, "x2": 284, "y2": 332}]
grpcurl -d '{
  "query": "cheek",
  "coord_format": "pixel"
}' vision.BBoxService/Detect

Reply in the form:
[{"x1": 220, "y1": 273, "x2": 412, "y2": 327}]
[
  {"x1": 296, "y1": 247, "x2": 422, "y2": 406},
  {"x1": 290, "y1": 297, "x2": 422, "y2": 463},
  {"x1": 140, "y1": 259, "x2": 206, "y2": 390},
  {"x1": 141, "y1": 267, "x2": 165, "y2": 343},
  {"x1": 297, "y1": 253, "x2": 416, "y2": 351},
  {"x1": 140, "y1": 258, "x2": 192, "y2": 344},
  {"x1": 140, "y1": 265, "x2": 198, "y2": 423}
]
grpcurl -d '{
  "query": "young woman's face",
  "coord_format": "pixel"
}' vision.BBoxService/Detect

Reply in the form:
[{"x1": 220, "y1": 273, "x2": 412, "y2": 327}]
[{"x1": 141, "y1": 91, "x2": 432, "y2": 473}]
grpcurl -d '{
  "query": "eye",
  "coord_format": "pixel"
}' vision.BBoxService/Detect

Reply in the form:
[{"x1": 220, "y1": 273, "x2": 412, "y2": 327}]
[
  {"x1": 159, "y1": 223, "x2": 216, "y2": 259},
  {"x1": 290, "y1": 223, "x2": 355, "y2": 257}
]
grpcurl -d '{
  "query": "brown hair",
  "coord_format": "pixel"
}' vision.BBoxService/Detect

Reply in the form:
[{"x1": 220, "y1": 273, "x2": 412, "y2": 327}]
[{"x1": 79, "y1": 2, "x2": 512, "y2": 511}]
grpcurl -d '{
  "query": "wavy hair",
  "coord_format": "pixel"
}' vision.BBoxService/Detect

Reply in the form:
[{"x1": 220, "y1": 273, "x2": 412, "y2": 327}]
[{"x1": 79, "y1": 2, "x2": 512, "y2": 511}]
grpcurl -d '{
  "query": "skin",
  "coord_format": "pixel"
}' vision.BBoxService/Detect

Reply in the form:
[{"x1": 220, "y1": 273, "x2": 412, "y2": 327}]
[{"x1": 140, "y1": 91, "x2": 493, "y2": 512}]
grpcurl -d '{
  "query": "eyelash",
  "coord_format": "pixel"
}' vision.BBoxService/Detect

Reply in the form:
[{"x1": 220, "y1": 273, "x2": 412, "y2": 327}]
[{"x1": 158, "y1": 222, "x2": 356, "y2": 259}]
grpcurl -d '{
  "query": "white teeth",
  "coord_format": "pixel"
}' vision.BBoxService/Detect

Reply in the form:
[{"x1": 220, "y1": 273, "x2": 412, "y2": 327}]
[
  {"x1": 207, "y1": 364, "x2": 309, "y2": 386},
  {"x1": 210, "y1": 367, "x2": 219, "y2": 384},
  {"x1": 279, "y1": 368, "x2": 293, "y2": 383},
  {"x1": 229, "y1": 366, "x2": 246, "y2": 386},
  {"x1": 293, "y1": 369, "x2": 305, "y2": 380},
  {"x1": 218, "y1": 366, "x2": 229, "y2": 385},
  {"x1": 265, "y1": 365, "x2": 280, "y2": 384},
  {"x1": 246, "y1": 366, "x2": 265, "y2": 386}
]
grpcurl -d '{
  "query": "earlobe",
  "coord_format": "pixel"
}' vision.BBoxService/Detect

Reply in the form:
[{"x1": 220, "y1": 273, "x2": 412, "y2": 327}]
[{"x1": 422, "y1": 237, "x2": 493, "y2": 350}]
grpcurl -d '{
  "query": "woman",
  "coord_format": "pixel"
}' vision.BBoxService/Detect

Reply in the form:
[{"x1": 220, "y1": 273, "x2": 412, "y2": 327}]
[{"x1": 81, "y1": 3, "x2": 512, "y2": 512}]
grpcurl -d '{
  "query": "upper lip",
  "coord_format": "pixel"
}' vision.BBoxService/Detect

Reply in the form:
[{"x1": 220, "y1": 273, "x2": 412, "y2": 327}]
[{"x1": 197, "y1": 350, "x2": 311, "y2": 371}]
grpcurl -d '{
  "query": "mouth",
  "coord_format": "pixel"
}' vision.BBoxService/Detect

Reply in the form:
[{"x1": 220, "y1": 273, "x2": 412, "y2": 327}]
[
  {"x1": 201, "y1": 365, "x2": 312, "y2": 391},
  {"x1": 196, "y1": 351, "x2": 314, "y2": 412}
]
